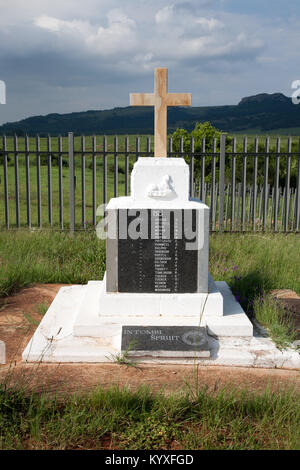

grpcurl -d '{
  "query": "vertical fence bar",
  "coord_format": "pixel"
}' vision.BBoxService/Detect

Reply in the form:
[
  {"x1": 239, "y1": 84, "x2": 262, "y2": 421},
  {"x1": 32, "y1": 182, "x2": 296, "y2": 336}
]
[
  {"x1": 179, "y1": 137, "x2": 183, "y2": 159},
  {"x1": 25, "y1": 135, "x2": 31, "y2": 228},
  {"x1": 103, "y1": 136, "x2": 107, "y2": 208},
  {"x1": 3, "y1": 135, "x2": 9, "y2": 228},
  {"x1": 201, "y1": 138, "x2": 205, "y2": 201},
  {"x1": 218, "y1": 134, "x2": 226, "y2": 232},
  {"x1": 81, "y1": 135, "x2": 85, "y2": 228},
  {"x1": 230, "y1": 137, "x2": 236, "y2": 231},
  {"x1": 124, "y1": 136, "x2": 129, "y2": 196},
  {"x1": 284, "y1": 137, "x2": 292, "y2": 232},
  {"x1": 190, "y1": 137, "x2": 194, "y2": 198},
  {"x1": 278, "y1": 188, "x2": 282, "y2": 231},
  {"x1": 210, "y1": 138, "x2": 216, "y2": 231},
  {"x1": 47, "y1": 135, "x2": 52, "y2": 226},
  {"x1": 248, "y1": 186, "x2": 252, "y2": 224},
  {"x1": 280, "y1": 187, "x2": 285, "y2": 231},
  {"x1": 169, "y1": 136, "x2": 173, "y2": 157},
  {"x1": 274, "y1": 137, "x2": 280, "y2": 232},
  {"x1": 225, "y1": 184, "x2": 229, "y2": 230},
  {"x1": 270, "y1": 187, "x2": 274, "y2": 228},
  {"x1": 114, "y1": 136, "x2": 118, "y2": 198},
  {"x1": 296, "y1": 139, "x2": 300, "y2": 232},
  {"x1": 147, "y1": 136, "x2": 151, "y2": 157},
  {"x1": 14, "y1": 134, "x2": 20, "y2": 227},
  {"x1": 258, "y1": 186, "x2": 262, "y2": 228},
  {"x1": 291, "y1": 188, "x2": 296, "y2": 231},
  {"x1": 241, "y1": 137, "x2": 247, "y2": 231},
  {"x1": 92, "y1": 135, "x2": 97, "y2": 225},
  {"x1": 58, "y1": 135, "x2": 63, "y2": 230},
  {"x1": 237, "y1": 183, "x2": 242, "y2": 228},
  {"x1": 36, "y1": 135, "x2": 41, "y2": 228},
  {"x1": 252, "y1": 137, "x2": 258, "y2": 231},
  {"x1": 68, "y1": 132, "x2": 75, "y2": 233},
  {"x1": 136, "y1": 136, "x2": 140, "y2": 162},
  {"x1": 263, "y1": 137, "x2": 269, "y2": 231},
  {"x1": 214, "y1": 182, "x2": 218, "y2": 229}
]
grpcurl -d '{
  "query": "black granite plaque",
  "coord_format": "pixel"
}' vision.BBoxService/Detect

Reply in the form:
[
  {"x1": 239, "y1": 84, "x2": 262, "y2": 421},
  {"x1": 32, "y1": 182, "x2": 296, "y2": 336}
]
[
  {"x1": 121, "y1": 326, "x2": 209, "y2": 352},
  {"x1": 118, "y1": 209, "x2": 198, "y2": 293}
]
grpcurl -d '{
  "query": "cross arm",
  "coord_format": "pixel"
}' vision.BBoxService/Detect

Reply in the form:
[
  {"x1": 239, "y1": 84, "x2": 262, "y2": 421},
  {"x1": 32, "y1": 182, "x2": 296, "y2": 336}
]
[
  {"x1": 130, "y1": 93, "x2": 155, "y2": 106},
  {"x1": 166, "y1": 93, "x2": 192, "y2": 107}
]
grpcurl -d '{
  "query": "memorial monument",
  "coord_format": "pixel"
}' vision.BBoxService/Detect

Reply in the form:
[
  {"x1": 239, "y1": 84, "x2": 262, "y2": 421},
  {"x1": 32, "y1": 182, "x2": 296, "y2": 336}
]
[{"x1": 25, "y1": 68, "x2": 299, "y2": 368}]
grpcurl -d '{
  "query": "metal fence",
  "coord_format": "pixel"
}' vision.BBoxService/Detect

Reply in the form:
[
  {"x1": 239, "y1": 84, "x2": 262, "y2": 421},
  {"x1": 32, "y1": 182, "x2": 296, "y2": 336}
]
[{"x1": 0, "y1": 132, "x2": 299, "y2": 233}]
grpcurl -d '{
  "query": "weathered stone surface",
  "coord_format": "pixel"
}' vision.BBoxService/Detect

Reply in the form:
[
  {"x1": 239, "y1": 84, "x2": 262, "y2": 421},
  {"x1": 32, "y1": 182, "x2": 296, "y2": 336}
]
[
  {"x1": 121, "y1": 326, "x2": 209, "y2": 354},
  {"x1": 0, "y1": 340, "x2": 5, "y2": 364},
  {"x1": 118, "y1": 209, "x2": 198, "y2": 293}
]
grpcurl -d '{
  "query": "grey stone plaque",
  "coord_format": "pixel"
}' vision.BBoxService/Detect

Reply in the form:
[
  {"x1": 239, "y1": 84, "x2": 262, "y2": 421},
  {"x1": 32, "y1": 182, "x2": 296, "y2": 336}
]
[
  {"x1": 118, "y1": 209, "x2": 198, "y2": 293},
  {"x1": 121, "y1": 326, "x2": 210, "y2": 354}
]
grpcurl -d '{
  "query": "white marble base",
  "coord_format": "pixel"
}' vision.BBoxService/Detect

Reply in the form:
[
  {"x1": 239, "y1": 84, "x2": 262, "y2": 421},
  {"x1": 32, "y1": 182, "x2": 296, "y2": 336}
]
[
  {"x1": 0, "y1": 340, "x2": 5, "y2": 364},
  {"x1": 73, "y1": 275, "x2": 251, "y2": 338},
  {"x1": 73, "y1": 274, "x2": 225, "y2": 339},
  {"x1": 22, "y1": 282, "x2": 300, "y2": 369}
]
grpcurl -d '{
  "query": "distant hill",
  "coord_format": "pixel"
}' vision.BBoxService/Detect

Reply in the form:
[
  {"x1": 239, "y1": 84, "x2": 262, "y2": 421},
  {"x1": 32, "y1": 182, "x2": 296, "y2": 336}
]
[{"x1": 0, "y1": 92, "x2": 299, "y2": 136}]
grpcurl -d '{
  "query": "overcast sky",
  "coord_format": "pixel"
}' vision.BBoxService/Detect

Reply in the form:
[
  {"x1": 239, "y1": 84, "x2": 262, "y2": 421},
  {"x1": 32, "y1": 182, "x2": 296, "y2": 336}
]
[{"x1": 0, "y1": 0, "x2": 299, "y2": 125}]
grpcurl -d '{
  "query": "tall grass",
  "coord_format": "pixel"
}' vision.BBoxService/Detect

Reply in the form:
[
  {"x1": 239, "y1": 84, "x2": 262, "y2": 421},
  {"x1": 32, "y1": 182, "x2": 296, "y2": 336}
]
[
  {"x1": 0, "y1": 382, "x2": 299, "y2": 450},
  {"x1": 0, "y1": 231, "x2": 105, "y2": 297}
]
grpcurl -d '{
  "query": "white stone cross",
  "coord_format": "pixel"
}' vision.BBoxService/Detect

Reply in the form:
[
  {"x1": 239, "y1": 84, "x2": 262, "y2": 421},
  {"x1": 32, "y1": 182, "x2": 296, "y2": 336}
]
[{"x1": 130, "y1": 68, "x2": 192, "y2": 158}]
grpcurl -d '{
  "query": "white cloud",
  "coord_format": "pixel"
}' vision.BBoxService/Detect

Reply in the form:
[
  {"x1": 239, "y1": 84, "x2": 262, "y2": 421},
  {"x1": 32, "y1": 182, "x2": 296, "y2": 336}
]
[
  {"x1": 195, "y1": 17, "x2": 223, "y2": 30},
  {"x1": 34, "y1": 15, "x2": 65, "y2": 32},
  {"x1": 155, "y1": 5, "x2": 175, "y2": 24},
  {"x1": 34, "y1": 9, "x2": 137, "y2": 56}
]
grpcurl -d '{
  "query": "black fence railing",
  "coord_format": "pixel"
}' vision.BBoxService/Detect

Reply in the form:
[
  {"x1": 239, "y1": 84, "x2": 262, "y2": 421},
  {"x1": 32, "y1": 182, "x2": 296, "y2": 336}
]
[{"x1": 0, "y1": 133, "x2": 299, "y2": 232}]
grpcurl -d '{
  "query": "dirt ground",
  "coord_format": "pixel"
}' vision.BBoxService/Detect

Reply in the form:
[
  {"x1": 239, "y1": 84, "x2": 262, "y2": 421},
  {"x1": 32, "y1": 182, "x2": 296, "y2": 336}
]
[{"x1": 0, "y1": 284, "x2": 299, "y2": 396}]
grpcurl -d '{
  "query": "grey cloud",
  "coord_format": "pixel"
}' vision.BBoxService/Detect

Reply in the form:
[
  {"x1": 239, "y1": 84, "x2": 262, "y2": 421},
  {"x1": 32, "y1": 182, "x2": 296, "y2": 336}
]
[{"x1": 0, "y1": 1, "x2": 297, "y2": 124}]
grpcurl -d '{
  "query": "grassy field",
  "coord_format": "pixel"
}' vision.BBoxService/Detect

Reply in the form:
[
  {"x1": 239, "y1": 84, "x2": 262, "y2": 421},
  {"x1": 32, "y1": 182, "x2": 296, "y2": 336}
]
[
  {"x1": 0, "y1": 230, "x2": 298, "y2": 347},
  {"x1": 0, "y1": 381, "x2": 299, "y2": 450}
]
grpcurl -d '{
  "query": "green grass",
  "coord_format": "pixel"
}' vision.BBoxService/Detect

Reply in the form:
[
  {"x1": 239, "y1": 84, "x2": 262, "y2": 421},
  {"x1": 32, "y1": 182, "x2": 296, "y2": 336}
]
[
  {"x1": 0, "y1": 381, "x2": 299, "y2": 450},
  {"x1": 0, "y1": 231, "x2": 299, "y2": 449},
  {"x1": 0, "y1": 231, "x2": 106, "y2": 297},
  {"x1": 35, "y1": 302, "x2": 49, "y2": 316},
  {"x1": 210, "y1": 232, "x2": 300, "y2": 346},
  {"x1": 253, "y1": 296, "x2": 297, "y2": 348},
  {"x1": 0, "y1": 231, "x2": 299, "y2": 346}
]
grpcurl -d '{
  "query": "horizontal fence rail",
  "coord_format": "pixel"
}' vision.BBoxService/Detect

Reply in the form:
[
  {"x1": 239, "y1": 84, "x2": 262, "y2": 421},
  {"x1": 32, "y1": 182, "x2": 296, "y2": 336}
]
[{"x1": 0, "y1": 133, "x2": 299, "y2": 233}]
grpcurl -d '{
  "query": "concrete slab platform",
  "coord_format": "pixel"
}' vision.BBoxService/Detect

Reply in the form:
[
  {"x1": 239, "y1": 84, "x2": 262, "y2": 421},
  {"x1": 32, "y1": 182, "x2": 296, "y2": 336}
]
[{"x1": 22, "y1": 284, "x2": 300, "y2": 368}]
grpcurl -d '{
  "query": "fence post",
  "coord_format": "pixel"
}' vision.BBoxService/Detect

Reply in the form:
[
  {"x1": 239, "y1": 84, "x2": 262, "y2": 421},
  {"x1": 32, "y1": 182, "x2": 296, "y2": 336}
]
[
  {"x1": 218, "y1": 133, "x2": 226, "y2": 232},
  {"x1": 296, "y1": 139, "x2": 300, "y2": 232},
  {"x1": 69, "y1": 132, "x2": 75, "y2": 233},
  {"x1": 3, "y1": 135, "x2": 9, "y2": 228},
  {"x1": 189, "y1": 137, "x2": 194, "y2": 198},
  {"x1": 284, "y1": 137, "x2": 292, "y2": 232},
  {"x1": 25, "y1": 135, "x2": 31, "y2": 228},
  {"x1": 14, "y1": 134, "x2": 20, "y2": 228}
]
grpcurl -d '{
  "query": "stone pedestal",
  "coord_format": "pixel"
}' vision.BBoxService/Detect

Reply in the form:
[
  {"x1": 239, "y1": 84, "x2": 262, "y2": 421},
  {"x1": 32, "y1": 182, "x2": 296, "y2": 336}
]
[
  {"x1": 73, "y1": 157, "x2": 253, "y2": 356},
  {"x1": 105, "y1": 158, "x2": 209, "y2": 294},
  {"x1": 22, "y1": 157, "x2": 264, "y2": 365}
]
